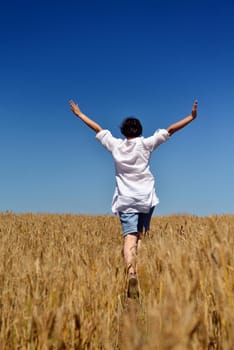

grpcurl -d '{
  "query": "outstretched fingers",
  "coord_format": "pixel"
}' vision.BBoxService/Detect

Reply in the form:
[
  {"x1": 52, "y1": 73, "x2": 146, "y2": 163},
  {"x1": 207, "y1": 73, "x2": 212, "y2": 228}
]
[
  {"x1": 192, "y1": 100, "x2": 198, "y2": 118},
  {"x1": 69, "y1": 99, "x2": 81, "y2": 116}
]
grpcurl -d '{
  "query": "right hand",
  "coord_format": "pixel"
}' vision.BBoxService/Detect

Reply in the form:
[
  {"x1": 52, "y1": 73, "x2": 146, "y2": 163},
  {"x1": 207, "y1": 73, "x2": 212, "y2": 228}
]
[
  {"x1": 191, "y1": 100, "x2": 198, "y2": 119},
  {"x1": 69, "y1": 100, "x2": 81, "y2": 116}
]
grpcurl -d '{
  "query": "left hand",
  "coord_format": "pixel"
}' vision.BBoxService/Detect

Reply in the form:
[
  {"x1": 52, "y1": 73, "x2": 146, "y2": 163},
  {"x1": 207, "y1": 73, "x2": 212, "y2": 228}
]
[{"x1": 69, "y1": 100, "x2": 81, "y2": 116}]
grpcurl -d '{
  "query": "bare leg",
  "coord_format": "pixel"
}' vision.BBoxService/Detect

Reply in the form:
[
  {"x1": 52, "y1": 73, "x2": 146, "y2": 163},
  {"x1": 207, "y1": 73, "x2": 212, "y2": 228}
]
[
  {"x1": 123, "y1": 233, "x2": 138, "y2": 274},
  {"x1": 124, "y1": 233, "x2": 140, "y2": 298}
]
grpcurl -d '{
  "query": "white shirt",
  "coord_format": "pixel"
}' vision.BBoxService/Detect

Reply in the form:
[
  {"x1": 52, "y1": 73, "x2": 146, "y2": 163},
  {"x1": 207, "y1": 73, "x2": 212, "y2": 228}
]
[{"x1": 96, "y1": 129, "x2": 169, "y2": 213}]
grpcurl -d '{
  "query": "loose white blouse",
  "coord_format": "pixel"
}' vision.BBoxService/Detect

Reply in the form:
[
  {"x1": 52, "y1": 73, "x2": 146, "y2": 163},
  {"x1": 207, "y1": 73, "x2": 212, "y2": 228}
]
[{"x1": 96, "y1": 128, "x2": 169, "y2": 214}]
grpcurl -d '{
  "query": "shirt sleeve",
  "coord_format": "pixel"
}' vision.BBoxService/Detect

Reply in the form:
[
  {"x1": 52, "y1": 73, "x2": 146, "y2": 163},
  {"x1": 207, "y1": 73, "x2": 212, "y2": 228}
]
[
  {"x1": 96, "y1": 129, "x2": 120, "y2": 152},
  {"x1": 143, "y1": 129, "x2": 170, "y2": 152}
]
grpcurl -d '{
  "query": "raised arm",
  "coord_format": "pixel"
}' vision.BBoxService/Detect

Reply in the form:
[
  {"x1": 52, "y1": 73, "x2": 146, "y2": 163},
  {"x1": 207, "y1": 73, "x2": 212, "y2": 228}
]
[
  {"x1": 69, "y1": 100, "x2": 103, "y2": 133},
  {"x1": 167, "y1": 100, "x2": 198, "y2": 136}
]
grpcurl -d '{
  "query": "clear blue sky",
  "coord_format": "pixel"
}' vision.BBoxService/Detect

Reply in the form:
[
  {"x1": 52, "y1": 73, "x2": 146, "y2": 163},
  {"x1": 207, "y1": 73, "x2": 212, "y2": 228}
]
[{"x1": 1, "y1": 0, "x2": 233, "y2": 216}]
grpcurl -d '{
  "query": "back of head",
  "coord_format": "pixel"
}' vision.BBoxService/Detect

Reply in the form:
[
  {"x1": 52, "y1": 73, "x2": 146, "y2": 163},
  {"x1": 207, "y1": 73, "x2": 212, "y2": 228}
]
[{"x1": 120, "y1": 117, "x2": 143, "y2": 138}]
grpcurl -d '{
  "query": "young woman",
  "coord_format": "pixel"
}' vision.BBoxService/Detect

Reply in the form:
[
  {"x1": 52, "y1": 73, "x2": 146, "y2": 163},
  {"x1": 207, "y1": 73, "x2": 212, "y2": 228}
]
[{"x1": 69, "y1": 99, "x2": 198, "y2": 298}]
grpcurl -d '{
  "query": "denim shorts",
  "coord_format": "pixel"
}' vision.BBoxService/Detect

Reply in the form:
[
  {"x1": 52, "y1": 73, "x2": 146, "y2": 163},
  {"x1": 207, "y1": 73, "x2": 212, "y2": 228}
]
[{"x1": 119, "y1": 207, "x2": 155, "y2": 237}]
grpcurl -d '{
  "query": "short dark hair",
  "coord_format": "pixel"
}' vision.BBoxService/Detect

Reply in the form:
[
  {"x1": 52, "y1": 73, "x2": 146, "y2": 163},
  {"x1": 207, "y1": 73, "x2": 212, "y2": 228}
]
[{"x1": 120, "y1": 117, "x2": 143, "y2": 138}]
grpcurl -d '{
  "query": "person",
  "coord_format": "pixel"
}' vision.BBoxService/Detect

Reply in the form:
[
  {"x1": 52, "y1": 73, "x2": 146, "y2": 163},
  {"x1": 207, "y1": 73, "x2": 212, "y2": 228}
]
[{"x1": 69, "y1": 99, "x2": 198, "y2": 298}]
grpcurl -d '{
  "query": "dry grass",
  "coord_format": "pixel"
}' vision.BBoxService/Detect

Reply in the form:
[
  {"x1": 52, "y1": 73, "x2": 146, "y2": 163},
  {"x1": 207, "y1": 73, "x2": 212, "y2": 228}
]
[{"x1": 0, "y1": 213, "x2": 233, "y2": 349}]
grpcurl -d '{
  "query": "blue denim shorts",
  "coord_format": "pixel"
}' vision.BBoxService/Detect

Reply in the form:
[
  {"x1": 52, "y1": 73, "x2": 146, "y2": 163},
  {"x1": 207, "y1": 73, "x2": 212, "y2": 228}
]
[{"x1": 119, "y1": 207, "x2": 155, "y2": 237}]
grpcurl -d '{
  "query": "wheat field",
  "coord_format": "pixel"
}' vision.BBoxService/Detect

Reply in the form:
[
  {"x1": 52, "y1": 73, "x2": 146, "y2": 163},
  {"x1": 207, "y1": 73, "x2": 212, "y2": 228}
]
[{"x1": 0, "y1": 213, "x2": 233, "y2": 349}]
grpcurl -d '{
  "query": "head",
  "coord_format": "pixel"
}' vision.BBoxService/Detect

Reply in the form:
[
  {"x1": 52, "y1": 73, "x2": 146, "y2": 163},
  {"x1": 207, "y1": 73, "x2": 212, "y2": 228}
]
[{"x1": 120, "y1": 117, "x2": 143, "y2": 138}]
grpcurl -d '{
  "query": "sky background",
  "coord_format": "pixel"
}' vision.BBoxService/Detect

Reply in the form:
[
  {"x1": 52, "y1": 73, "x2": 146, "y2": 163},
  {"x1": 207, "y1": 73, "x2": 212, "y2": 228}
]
[{"x1": 1, "y1": 0, "x2": 234, "y2": 216}]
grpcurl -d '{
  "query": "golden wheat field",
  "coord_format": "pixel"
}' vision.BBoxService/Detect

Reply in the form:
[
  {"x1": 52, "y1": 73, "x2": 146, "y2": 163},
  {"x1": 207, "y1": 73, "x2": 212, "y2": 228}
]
[{"x1": 0, "y1": 213, "x2": 233, "y2": 350}]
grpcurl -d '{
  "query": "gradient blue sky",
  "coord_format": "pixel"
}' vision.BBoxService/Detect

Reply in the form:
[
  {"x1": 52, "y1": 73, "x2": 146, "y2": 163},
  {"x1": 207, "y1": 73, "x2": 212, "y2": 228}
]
[{"x1": 1, "y1": 0, "x2": 234, "y2": 216}]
